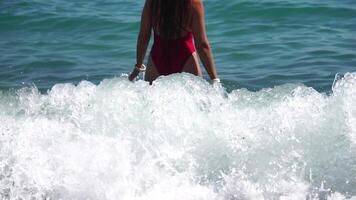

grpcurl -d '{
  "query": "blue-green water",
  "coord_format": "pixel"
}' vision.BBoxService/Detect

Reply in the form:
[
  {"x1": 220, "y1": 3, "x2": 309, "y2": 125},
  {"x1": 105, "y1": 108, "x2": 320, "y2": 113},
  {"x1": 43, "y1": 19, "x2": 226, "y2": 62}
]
[
  {"x1": 0, "y1": 0, "x2": 355, "y2": 91},
  {"x1": 1, "y1": 1, "x2": 356, "y2": 199}
]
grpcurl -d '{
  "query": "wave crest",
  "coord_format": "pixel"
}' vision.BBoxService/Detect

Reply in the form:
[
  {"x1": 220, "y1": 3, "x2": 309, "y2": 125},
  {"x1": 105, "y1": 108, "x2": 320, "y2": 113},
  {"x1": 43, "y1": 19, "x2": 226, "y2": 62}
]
[{"x1": 1, "y1": 72, "x2": 356, "y2": 199}]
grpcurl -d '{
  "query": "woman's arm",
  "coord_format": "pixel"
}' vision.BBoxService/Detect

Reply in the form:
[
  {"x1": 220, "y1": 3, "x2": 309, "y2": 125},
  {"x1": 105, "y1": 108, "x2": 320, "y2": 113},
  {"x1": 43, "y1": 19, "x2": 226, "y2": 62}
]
[
  {"x1": 129, "y1": 0, "x2": 152, "y2": 81},
  {"x1": 191, "y1": 0, "x2": 219, "y2": 80}
]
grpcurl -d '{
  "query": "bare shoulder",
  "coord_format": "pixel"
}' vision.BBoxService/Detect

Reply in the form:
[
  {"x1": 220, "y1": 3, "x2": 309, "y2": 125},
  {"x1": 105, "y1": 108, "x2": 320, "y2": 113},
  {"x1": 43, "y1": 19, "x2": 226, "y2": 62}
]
[
  {"x1": 191, "y1": 0, "x2": 203, "y2": 13},
  {"x1": 191, "y1": 0, "x2": 202, "y2": 5}
]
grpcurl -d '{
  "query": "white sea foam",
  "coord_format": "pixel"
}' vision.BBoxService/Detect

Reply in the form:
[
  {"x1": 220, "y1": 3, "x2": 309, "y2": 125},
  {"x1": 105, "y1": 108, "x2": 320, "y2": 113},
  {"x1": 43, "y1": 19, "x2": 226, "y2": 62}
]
[{"x1": 1, "y1": 72, "x2": 356, "y2": 200}]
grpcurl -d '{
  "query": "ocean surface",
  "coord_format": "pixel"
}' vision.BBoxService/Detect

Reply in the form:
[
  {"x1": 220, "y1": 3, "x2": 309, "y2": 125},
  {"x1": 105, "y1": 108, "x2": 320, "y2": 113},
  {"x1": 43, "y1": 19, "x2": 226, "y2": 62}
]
[{"x1": 0, "y1": 0, "x2": 356, "y2": 199}]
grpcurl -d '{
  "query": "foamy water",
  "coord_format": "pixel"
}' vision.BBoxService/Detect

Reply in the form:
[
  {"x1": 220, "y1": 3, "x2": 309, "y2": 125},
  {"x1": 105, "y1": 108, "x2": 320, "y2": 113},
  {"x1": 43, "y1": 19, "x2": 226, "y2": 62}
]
[{"x1": 1, "y1": 72, "x2": 356, "y2": 200}]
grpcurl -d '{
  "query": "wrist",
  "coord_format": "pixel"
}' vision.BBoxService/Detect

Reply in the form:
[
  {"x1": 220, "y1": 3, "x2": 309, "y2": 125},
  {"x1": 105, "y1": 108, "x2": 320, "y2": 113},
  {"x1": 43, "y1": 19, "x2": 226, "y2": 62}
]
[{"x1": 134, "y1": 63, "x2": 146, "y2": 72}]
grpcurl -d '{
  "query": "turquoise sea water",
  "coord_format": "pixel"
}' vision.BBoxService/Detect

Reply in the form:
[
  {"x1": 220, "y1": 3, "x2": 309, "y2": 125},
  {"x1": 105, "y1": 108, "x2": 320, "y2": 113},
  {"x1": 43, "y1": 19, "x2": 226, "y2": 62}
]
[
  {"x1": 1, "y1": 0, "x2": 356, "y2": 199},
  {"x1": 0, "y1": 0, "x2": 355, "y2": 91}
]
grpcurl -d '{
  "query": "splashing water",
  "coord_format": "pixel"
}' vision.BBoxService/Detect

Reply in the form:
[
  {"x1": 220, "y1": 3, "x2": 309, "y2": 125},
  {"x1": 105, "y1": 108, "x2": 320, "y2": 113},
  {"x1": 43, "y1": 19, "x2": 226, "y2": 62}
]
[{"x1": 1, "y1": 72, "x2": 356, "y2": 200}]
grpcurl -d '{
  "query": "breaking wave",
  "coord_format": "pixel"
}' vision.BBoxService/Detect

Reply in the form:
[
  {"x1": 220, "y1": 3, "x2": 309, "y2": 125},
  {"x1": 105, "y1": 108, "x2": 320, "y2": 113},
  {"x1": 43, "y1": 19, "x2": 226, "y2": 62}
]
[{"x1": 1, "y1": 72, "x2": 356, "y2": 200}]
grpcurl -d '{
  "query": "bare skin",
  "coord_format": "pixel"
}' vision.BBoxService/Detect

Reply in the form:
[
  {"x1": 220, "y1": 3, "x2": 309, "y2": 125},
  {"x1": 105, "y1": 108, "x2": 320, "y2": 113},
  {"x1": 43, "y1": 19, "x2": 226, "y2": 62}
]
[
  {"x1": 129, "y1": 0, "x2": 218, "y2": 83},
  {"x1": 144, "y1": 52, "x2": 202, "y2": 83}
]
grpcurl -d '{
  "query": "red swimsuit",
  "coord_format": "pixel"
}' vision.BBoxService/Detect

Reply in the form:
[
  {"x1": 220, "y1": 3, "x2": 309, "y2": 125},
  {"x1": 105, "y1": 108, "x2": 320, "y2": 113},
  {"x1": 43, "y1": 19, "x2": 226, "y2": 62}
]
[{"x1": 151, "y1": 32, "x2": 196, "y2": 75}]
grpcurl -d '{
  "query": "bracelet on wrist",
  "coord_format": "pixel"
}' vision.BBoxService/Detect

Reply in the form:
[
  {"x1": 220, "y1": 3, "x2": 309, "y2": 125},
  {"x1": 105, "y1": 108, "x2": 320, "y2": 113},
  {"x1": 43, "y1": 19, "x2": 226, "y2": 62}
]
[{"x1": 135, "y1": 64, "x2": 146, "y2": 72}]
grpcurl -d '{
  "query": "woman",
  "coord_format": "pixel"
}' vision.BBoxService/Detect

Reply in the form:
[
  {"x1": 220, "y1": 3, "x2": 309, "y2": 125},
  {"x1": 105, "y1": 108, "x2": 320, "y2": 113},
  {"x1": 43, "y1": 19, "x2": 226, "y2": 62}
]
[{"x1": 129, "y1": 0, "x2": 219, "y2": 83}]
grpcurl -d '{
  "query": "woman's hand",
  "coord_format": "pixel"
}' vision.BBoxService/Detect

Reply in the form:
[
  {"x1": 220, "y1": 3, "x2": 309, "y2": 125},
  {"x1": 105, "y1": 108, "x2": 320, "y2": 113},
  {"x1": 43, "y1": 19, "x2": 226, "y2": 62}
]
[
  {"x1": 128, "y1": 64, "x2": 146, "y2": 81},
  {"x1": 128, "y1": 68, "x2": 140, "y2": 81}
]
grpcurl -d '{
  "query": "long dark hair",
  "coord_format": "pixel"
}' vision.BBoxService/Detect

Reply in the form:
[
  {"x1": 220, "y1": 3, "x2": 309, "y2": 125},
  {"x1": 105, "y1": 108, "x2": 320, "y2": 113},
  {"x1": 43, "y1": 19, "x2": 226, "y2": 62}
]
[{"x1": 151, "y1": 0, "x2": 191, "y2": 39}]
